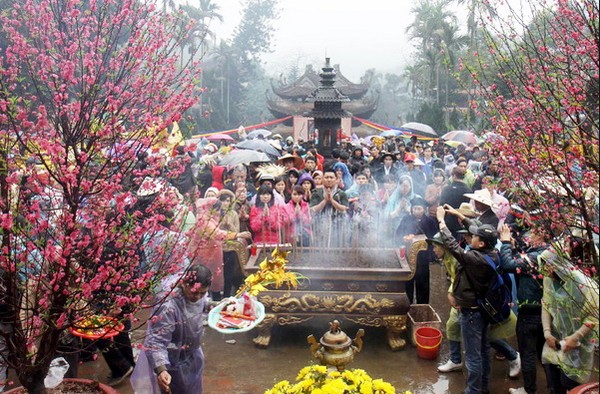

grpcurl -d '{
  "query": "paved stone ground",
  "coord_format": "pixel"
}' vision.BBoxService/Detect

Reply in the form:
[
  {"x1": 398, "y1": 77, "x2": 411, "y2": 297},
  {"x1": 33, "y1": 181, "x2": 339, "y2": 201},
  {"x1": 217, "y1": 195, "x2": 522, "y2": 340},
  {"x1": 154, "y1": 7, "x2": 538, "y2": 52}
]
[{"x1": 6, "y1": 263, "x2": 599, "y2": 393}]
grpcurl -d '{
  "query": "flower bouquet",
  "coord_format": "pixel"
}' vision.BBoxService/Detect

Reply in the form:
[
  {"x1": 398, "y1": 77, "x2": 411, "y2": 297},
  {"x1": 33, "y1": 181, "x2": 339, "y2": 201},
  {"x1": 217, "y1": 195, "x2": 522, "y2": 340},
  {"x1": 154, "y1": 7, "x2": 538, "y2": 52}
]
[
  {"x1": 265, "y1": 365, "x2": 405, "y2": 394},
  {"x1": 208, "y1": 248, "x2": 303, "y2": 334}
]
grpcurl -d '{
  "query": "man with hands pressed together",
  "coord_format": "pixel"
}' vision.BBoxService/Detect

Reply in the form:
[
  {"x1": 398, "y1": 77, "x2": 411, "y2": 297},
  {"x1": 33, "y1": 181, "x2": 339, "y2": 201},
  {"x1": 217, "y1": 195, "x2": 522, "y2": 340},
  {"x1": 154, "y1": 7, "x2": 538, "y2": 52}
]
[{"x1": 309, "y1": 169, "x2": 349, "y2": 218}]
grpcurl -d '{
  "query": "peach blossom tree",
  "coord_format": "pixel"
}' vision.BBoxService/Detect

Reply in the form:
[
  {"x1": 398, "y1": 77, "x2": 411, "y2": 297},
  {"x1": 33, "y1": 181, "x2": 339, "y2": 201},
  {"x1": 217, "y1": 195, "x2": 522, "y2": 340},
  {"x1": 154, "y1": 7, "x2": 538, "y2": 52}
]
[
  {"x1": 465, "y1": 0, "x2": 598, "y2": 268},
  {"x1": 0, "y1": 0, "x2": 202, "y2": 392}
]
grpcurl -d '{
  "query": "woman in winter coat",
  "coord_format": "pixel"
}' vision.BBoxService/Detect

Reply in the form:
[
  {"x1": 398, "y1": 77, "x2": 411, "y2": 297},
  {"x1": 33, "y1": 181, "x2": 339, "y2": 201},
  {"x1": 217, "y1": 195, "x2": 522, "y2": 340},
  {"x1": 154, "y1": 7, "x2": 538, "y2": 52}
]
[
  {"x1": 285, "y1": 185, "x2": 312, "y2": 246},
  {"x1": 250, "y1": 185, "x2": 290, "y2": 245},
  {"x1": 332, "y1": 162, "x2": 353, "y2": 191},
  {"x1": 297, "y1": 172, "x2": 316, "y2": 203}
]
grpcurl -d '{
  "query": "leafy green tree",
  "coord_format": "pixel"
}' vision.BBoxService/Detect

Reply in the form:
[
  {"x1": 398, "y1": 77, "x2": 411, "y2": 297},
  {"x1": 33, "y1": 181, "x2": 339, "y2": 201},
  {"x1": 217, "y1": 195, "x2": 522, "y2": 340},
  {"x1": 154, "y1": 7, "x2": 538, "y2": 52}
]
[
  {"x1": 231, "y1": 0, "x2": 280, "y2": 73},
  {"x1": 193, "y1": 0, "x2": 279, "y2": 131},
  {"x1": 180, "y1": 1, "x2": 224, "y2": 57},
  {"x1": 406, "y1": 0, "x2": 457, "y2": 103},
  {"x1": 416, "y1": 102, "x2": 446, "y2": 134}
]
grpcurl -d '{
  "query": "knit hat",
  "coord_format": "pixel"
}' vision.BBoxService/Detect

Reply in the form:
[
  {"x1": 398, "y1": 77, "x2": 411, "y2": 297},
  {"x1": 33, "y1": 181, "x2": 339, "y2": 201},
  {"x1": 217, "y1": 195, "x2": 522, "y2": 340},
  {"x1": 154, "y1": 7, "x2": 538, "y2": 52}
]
[
  {"x1": 218, "y1": 189, "x2": 235, "y2": 200},
  {"x1": 410, "y1": 196, "x2": 428, "y2": 208},
  {"x1": 298, "y1": 172, "x2": 315, "y2": 189}
]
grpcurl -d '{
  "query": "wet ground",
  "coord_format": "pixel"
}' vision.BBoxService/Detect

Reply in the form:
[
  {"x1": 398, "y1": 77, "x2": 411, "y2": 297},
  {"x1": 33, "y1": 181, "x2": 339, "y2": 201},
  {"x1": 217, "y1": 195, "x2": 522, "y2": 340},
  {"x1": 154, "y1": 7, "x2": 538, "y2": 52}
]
[{"x1": 7, "y1": 263, "x2": 599, "y2": 393}]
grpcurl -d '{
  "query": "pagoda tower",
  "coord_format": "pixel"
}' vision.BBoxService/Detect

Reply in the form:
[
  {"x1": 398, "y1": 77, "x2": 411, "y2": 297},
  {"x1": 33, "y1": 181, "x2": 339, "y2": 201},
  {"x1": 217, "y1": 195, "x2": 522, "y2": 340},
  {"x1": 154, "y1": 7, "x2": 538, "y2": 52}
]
[
  {"x1": 266, "y1": 62, "x2": 378, "y2": 127},
  {"x1": 304, "y1": 58, "x2": 351, "y2": 157}
]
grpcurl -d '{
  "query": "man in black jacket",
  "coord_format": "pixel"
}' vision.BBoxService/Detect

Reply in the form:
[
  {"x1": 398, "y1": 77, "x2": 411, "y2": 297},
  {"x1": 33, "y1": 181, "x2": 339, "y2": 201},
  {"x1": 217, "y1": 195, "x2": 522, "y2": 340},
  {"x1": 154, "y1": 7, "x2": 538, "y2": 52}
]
[
  {"x1": 373, "y1": 152, "x2": 398, "y2": 185},
  {"x1": 437, "y1": 206, "x2": 499, "y2": 394},
  {"x1": 439, "y1": 167, "x2": 472, "y2": 237},
  {"x1": 398, "y1": 197, "x2": 439, "y2": 304}
]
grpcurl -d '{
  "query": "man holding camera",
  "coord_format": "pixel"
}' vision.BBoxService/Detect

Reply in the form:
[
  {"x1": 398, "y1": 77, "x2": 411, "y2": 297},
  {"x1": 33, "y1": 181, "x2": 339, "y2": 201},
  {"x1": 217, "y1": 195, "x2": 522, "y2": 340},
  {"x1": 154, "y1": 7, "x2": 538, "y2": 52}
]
[{"x1": 437, "y1": 205, "x2": 500, "y2": 394}]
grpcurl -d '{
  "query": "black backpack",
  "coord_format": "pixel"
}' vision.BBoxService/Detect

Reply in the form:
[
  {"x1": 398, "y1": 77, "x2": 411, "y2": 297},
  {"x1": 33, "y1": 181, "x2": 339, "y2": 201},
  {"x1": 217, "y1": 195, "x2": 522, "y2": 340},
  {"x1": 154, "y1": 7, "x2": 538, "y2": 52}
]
[{"x1": 466, "y1": 254, "x2": 512, "y2": 324}]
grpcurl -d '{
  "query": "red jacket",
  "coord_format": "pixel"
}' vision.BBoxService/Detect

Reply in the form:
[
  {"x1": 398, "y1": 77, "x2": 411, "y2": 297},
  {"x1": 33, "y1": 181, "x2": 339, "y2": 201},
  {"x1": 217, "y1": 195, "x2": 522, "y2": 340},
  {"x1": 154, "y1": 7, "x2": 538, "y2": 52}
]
[
  {"x1": 211, "y1": 166, "x2": 226, "y2": 190},
  {"x1": 249, "y1": 204, "x2": 290, "y2": 245}
]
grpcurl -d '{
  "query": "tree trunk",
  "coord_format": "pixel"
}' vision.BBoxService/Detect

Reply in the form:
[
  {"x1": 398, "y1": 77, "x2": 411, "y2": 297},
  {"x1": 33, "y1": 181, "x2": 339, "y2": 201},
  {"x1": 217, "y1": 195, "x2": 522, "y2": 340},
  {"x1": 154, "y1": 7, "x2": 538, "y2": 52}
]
[{"x1": 17, "y1": 368, "x2": 48, "y2": 394}]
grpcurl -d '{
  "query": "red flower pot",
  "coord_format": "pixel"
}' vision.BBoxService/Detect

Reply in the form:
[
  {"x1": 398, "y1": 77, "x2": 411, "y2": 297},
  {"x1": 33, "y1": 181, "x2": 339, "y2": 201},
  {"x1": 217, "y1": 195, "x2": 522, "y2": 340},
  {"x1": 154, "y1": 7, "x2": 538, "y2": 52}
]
[{"x1": 568, "y1": 382, "x2": 599, "y2": 394}]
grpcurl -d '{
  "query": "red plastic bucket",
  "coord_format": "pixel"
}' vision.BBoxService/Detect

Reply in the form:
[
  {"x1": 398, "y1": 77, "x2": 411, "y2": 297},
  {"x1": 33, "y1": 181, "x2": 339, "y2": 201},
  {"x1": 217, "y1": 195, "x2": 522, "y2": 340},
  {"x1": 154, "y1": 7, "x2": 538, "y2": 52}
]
[{"x1": 415, "y1": 326, "x2": 442, "y2": 360}]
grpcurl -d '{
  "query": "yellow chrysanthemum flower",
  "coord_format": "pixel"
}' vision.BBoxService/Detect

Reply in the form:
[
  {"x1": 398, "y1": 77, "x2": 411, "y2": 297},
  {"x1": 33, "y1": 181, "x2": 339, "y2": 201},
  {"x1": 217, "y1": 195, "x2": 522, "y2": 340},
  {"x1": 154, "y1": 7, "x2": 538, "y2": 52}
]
[
  {"x1": 265, "y1": 366, "x2": 397, "y2": 394},
  {"x1": 373, "y1": 378, "x2": 396, "y2": 394},
  {"x1": 237, "y1": 248, "x2": 301, "y2": 297},
  {"x1": 310, "y1": 365, "x2": 328, "y2": 375},
  {"x1": 296, "y1": 366, "x2": 312, "y2": 381},
  {"x1": 320, "y1": 379, "x2": 349, "y2": 394},
  {"x1": 360, "y1": 381, "x2": 373, "y2": 394},
  {"x1": 294, "y1": 378, "x2": 315, "y2": 390},
  {"x1": 328, "y1": 371, "x2": 341, "y2": 379}
]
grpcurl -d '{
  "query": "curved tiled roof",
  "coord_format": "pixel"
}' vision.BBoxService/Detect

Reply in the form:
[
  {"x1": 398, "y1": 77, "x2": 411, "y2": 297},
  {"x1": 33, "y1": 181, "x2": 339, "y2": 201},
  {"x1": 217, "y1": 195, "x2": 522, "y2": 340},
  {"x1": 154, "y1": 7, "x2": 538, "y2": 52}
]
[
  {"x1": 266, "y1": 95, "x2": 378, "y2": 119},
  {"x1": 271, "y1": 64, "x2": 370, "y2": 100}
]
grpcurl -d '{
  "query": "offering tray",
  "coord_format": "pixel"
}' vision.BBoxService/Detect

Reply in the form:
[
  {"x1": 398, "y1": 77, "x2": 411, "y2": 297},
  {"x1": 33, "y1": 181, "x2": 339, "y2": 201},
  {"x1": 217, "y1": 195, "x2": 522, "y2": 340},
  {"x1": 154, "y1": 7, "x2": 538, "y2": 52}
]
[
  {"x1": 208, "y1": 297, "x2": 266, "y2": 334},
  {"x1": 69, "y1": 315, "x2": 124, "y2": 340}
]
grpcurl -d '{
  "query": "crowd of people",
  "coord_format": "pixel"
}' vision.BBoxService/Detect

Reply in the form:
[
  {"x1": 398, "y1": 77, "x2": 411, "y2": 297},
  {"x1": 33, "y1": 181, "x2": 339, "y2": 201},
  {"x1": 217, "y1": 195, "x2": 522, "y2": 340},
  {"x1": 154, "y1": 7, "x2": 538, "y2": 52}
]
[
  {"x1": 180, "y1": 132, "x2": 597, "y2": 394},
  {"x1": 1, "y1": 131, "x2": 597, "y2": 394}
]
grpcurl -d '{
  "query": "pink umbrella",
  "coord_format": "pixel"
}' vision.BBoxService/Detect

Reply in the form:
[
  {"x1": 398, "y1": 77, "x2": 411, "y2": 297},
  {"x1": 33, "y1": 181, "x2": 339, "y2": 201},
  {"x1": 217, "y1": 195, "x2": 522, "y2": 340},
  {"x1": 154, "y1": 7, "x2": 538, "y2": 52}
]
[
  {"x1": 441, "y1": 130, "x2": 478, "y2": 145},
  {"x1": 206, "y1": 133, "x2": 235, "y2": 142}
]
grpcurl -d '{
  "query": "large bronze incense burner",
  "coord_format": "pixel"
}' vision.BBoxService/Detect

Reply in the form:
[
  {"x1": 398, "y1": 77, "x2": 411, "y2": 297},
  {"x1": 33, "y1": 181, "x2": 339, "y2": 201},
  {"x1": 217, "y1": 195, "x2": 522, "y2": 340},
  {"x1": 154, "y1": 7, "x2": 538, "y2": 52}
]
[{"x1": 244, "y1": 235, "x2": 427, "y2": 350}]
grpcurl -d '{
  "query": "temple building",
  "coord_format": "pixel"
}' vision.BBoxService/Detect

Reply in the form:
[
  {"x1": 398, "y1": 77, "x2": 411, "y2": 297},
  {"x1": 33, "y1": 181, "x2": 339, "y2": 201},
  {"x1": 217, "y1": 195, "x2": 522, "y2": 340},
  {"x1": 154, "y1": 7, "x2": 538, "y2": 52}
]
[{"x1": 266, "y1": 63, "x2": 378, "y2": 126}]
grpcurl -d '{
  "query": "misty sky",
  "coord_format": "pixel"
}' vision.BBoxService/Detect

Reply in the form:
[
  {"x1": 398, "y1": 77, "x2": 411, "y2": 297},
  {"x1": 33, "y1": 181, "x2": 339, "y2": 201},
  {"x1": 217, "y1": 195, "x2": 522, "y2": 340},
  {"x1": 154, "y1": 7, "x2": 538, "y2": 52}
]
[{"x1": 206, "y1": 0, "x2": 469, "y2": 82}]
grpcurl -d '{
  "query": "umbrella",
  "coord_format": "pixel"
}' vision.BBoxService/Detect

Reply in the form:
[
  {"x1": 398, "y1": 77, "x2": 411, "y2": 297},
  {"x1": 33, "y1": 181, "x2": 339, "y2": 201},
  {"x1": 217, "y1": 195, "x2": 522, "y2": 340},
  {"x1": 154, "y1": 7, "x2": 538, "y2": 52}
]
[
  {"x1": 235, "y1": 139, "x2": 280, "y2": 157},
  {"x1": 481, "y1": 132, "x2": 505, "y2": 144},
  {"x1": 441, "y1": 130, "x2": 478, "y2": 144},
  {"x1": 380, "y1": 129, "x2": 403, "y2": 137},
  {"x1": 206, "y1": 133, "x2": 235, "y2": 142},
  {"x1": 246, "y1": 128, "x2": 272, "y2": 139},
  {"x1": 220, "y1": 150, "x2": 271, "y2": 166},
  {"x1": 401, "y1": 122, "x2": 437, "y2": 136},
  {"x1": 444, "y1": 140, "x2": 465, "y2": 148},
  {"x1": 362, "y1": 135, "x2": 377, "y2": 145}
]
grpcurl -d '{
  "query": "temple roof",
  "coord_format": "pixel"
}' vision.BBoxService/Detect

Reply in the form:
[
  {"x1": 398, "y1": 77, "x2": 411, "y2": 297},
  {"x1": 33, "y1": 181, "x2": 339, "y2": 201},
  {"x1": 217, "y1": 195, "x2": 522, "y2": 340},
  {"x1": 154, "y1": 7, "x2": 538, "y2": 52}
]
[
  {"x1": 271, "y1": 64, "x2": 370, "y2": 100},
  {"x1": 266, "y1": 95, "x2": 378, "y2": 119}
]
